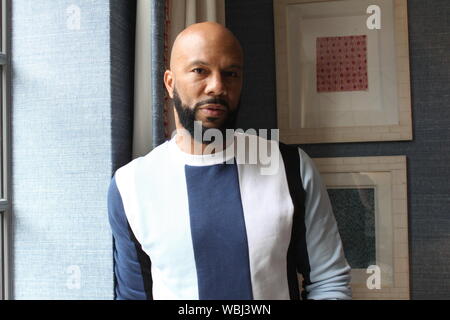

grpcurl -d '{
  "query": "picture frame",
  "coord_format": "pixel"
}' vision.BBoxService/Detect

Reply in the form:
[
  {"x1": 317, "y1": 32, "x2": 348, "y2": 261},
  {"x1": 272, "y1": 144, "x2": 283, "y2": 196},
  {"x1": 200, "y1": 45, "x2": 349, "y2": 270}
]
[
  {"x1": 312, "y1": 155, "x2": 409, "y2": 300},
  {"x1": 273, "y1": 0, "x2": 412, "y2": 144}
]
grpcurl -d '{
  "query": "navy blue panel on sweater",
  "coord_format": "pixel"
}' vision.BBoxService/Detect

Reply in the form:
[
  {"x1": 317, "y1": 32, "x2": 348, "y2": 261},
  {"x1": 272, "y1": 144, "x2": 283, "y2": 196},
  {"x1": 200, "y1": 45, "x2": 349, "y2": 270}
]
[
  {"x1": 108, "y1": 176, "x2": 148, "y2": 300},
  {"x1": 184, "y1": 162, "x2": 253, "y2": 300}
]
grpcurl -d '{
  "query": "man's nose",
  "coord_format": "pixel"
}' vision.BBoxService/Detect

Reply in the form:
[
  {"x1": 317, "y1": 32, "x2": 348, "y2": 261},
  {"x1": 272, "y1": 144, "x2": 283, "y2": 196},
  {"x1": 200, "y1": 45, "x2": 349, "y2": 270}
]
[{"x1": 205, "y1": 72, "x2": 226, "y2": 96}]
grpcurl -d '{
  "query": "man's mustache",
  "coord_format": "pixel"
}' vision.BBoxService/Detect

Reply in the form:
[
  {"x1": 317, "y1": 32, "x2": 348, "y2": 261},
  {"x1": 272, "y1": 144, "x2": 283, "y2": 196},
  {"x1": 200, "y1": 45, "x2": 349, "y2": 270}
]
[{"x1": 193, "y1": 98, "x2": 229, "y2": 110}]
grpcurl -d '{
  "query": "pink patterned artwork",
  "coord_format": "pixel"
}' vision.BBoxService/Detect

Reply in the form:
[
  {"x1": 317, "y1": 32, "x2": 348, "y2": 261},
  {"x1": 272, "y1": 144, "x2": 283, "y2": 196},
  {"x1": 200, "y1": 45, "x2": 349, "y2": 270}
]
[{"x1": 316, "y1": 35, "x2": 368, "y2": 92}]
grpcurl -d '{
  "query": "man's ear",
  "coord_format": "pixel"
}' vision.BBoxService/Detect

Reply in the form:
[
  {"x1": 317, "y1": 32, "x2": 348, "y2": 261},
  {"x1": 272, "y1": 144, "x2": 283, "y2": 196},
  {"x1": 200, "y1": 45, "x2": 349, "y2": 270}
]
[{"x1": 164, "y1": 70, "x2": 174, "y2": 98}]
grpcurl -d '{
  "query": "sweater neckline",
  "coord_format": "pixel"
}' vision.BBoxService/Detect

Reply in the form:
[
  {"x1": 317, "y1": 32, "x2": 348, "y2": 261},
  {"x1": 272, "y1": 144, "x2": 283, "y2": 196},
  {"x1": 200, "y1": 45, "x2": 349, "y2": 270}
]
[{"x1": 168, "y1": 133, "x2": 236, "y2": 166}]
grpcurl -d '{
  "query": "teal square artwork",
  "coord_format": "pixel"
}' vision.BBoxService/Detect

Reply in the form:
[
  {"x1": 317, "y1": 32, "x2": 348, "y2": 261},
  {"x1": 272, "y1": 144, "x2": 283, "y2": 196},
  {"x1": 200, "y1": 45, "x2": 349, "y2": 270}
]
[{"x1": 328, "y1": 188, "x2": 376, "y2": 269}]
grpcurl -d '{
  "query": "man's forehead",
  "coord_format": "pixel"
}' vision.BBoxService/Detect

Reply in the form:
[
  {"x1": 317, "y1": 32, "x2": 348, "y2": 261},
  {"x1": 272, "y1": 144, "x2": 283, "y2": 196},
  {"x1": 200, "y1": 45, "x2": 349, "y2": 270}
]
[
  {"x1": 170, "y1": 22, "x2": 243, "y2": 69},
  {"x1": 174, "y1": 54, "x2": 243, "y2": 72},
  {"x1": 184, "y1": 59, "x2": 243, "y2": 71}
]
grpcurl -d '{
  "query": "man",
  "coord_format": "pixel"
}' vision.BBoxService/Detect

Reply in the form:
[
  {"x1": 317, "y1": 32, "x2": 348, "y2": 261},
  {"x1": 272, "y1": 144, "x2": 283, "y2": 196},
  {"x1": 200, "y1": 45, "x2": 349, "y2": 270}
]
[{"x1": 108, "y1": 22, "x2": 351, "y2": 300}]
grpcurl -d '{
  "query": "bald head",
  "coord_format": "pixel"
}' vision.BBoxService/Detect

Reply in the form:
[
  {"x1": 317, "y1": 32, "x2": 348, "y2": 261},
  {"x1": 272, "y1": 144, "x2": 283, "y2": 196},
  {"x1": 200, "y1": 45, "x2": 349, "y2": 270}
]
[{"x1": 169, "y1": 22, "x2": 243, "y2": 70}]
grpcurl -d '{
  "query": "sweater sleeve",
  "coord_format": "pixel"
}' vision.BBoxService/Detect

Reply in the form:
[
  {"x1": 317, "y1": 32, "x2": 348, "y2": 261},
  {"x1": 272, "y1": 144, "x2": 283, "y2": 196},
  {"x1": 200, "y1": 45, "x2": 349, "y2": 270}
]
[
  {"x1": 298, "y1": 148, "x2": 352, "y2": 300},
  {"x1": 107, "y1": 175, "x2": 153, "y2": 300}
]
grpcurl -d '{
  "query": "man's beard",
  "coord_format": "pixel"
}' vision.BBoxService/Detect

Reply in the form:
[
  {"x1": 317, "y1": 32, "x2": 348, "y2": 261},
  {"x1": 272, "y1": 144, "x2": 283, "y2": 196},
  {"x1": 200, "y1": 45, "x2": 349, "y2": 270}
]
[{"x1": 173, "y1": 87, "x2": 239, "y2": 145}]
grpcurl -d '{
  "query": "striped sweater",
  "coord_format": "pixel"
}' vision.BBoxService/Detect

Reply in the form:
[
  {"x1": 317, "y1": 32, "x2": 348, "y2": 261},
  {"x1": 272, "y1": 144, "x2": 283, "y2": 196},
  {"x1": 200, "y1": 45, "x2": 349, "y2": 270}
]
[{"x1": 107, "y1": 133, "x2": 351, "y2": 300}]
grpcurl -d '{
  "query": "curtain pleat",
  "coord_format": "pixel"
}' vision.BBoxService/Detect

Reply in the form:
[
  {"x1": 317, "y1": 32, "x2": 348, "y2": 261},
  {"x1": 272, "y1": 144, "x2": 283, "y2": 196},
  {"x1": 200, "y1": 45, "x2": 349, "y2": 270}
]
[
  {"x1": 151, "y1": 0, "x2": 167, "y2": 149},
  {"x1": 133, "y1": 0, "x2": 152, "y2": 158}
]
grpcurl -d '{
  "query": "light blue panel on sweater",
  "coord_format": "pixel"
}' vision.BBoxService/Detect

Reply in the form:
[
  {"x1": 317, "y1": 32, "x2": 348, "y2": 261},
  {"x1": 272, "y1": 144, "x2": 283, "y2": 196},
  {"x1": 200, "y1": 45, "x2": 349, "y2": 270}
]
[{"x1": 11, "y1": 0, "x2": 122, "y2": 299}]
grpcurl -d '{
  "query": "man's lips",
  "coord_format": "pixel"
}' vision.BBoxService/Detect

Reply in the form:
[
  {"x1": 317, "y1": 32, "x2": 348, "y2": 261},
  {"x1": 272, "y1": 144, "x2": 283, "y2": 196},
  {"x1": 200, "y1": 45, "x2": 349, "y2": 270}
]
[
  {"x1": 199, "y1": 104, "x2": 227, "y2": 117},
  {"x1": 200, "y1": 104, "x2": 227, "y2": 111}
]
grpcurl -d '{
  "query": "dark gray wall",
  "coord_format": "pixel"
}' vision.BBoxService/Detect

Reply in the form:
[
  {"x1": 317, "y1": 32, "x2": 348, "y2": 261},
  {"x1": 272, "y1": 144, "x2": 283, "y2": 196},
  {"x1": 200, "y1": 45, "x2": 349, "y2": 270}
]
[
  {"x1": 226, "y1": 0, "x2": 450, "y2": 299},
  {"x1": 226, "y1": 0, "x2": 278, "y2": 131}
]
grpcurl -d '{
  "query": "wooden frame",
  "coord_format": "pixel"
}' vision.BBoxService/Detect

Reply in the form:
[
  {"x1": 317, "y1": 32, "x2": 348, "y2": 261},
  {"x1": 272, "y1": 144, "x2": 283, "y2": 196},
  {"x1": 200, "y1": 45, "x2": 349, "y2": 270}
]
[
  {"x1": 274, "y1": 0, "x2": 412, "y2": 144},
  {"x1": 313, "y1": 156, "x2": 409, "y2": 300}
]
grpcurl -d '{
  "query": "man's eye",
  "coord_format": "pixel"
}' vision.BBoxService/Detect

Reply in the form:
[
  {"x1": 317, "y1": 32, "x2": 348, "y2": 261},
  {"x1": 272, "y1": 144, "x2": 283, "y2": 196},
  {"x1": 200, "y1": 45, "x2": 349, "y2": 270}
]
[
  {"x1": 192, "y1": 68, "x2": 206, "y2": 74},
  {"x1": 224, "y1": 71, "x2": 239, "y2": 78}
]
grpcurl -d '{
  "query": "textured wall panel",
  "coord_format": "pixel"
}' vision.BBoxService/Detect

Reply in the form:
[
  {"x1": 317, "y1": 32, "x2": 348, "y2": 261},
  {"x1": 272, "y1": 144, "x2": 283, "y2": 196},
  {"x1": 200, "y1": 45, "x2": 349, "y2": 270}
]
[{"x1": 11, "y1": 0, "x2": 134, "y2": 299}]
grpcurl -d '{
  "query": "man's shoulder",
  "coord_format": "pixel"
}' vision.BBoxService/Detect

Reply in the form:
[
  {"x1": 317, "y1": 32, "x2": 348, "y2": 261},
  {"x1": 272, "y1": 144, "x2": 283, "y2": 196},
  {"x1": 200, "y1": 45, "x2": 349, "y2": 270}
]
[
  {"x1": 115, "y1": 140, "x2": 172, "y2": 178},
  {"x1": 234, "y1": 131, "x2": 306, "y2": 155},
  {"x1": 275, "y1": 140, "x2": 317, "y2": 188}
]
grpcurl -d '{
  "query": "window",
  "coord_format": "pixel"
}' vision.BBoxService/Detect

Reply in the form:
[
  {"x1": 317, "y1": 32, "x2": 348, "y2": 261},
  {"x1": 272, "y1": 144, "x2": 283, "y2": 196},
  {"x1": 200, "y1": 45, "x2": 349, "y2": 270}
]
[{"x1": 0, "y1": 0, "x2": 10, "y2": 300}]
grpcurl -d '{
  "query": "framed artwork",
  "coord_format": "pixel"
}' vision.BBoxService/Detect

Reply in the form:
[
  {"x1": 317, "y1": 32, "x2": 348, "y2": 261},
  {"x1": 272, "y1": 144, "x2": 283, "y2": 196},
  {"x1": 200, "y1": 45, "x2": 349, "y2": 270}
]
[
  {"x1": 273, "y1": 0, "x2": 412, "y2": 144},
  {"x1": 312, "y1": 156, "x2": 409, "y2": 300}
]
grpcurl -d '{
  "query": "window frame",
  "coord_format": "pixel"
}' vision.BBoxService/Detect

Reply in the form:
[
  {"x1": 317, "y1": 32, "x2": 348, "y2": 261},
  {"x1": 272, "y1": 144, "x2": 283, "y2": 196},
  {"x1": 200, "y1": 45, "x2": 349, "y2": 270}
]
[{"x1": 0, "y1": 0, "x2": 11, "y2": 301}]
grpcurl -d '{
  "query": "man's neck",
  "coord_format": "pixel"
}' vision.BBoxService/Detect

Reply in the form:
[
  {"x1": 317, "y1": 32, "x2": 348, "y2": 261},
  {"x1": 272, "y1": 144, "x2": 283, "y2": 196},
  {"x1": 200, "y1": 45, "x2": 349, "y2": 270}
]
[
  {"x1": 174, "y1": 129, "x2": 233, "y2": 155},
  {"x1": 175, "y1": 132, "x2": 208, "y2": 155}
]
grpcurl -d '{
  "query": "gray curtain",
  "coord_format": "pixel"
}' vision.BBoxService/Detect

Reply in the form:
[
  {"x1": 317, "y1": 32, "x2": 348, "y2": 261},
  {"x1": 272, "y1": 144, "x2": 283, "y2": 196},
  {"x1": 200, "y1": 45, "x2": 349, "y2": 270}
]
[
  {"x1": 133, "y1": 0, "x2": 153, "y2": 158},
  {"x1": 151, "y1": 0, "x2": 167, "y2": 148}
]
